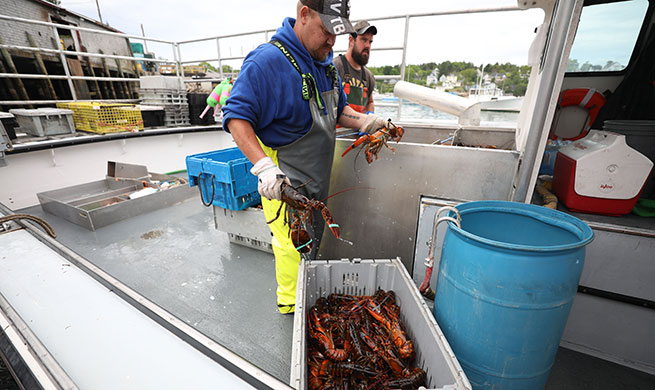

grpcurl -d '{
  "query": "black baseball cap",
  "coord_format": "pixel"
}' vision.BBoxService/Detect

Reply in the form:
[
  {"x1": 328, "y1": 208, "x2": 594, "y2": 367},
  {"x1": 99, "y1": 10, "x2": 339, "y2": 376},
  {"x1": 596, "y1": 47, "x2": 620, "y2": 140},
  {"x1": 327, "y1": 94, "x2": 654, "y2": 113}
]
[
  {"x1": 353, "y1": 20, "x2": 377, "y2": 35},
  {"x1": 300, "y1": 0, "x2": 355, "y2": 35}
]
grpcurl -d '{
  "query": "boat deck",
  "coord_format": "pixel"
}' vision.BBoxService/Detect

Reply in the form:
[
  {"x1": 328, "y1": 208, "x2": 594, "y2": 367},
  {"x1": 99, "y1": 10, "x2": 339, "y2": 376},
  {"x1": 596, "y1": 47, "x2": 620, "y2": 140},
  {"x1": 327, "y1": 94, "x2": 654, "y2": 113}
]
[{"x1": 6, "y1": 193, "x2": 655, "y2": 389}]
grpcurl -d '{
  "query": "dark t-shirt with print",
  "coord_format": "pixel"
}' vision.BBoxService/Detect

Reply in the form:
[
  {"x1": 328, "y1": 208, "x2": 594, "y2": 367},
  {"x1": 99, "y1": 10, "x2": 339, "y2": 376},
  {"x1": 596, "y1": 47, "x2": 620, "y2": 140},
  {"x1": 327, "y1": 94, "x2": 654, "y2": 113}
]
[{"x1": 333, "y1": 54, "x2": 376, "y2": 113}]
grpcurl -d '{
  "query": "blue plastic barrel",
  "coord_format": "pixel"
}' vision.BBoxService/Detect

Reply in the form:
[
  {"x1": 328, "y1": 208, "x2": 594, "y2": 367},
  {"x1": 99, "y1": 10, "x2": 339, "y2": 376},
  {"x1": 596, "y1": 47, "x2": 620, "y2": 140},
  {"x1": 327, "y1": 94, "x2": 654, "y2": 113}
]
[{"x1": 433, "y1": 201, "x2": 593, "y2": 390}]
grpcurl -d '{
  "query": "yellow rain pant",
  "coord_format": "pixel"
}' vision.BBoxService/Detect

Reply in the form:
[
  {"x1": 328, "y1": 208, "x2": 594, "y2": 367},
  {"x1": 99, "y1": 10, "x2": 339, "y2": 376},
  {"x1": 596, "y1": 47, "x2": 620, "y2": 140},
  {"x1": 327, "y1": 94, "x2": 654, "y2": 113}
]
[{"x1": 259, "y1": 143, "x2": 300, "y2": 314}]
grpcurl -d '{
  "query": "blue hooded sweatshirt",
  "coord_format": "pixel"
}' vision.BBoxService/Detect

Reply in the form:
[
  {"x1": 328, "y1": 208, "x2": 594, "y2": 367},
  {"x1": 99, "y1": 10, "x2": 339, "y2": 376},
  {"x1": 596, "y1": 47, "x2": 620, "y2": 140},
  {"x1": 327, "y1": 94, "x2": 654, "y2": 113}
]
[{"x1": 222, "y1": 18, "x2": 347, "y2": 148}]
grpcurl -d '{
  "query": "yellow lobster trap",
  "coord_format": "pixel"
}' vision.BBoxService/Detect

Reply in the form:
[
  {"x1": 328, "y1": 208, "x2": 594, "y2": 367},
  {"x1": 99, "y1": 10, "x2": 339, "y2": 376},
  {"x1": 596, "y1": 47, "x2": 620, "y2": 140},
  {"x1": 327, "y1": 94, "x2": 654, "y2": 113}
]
[{"x1": 56, "y1": 102, "x2": 144, "y2": 134}]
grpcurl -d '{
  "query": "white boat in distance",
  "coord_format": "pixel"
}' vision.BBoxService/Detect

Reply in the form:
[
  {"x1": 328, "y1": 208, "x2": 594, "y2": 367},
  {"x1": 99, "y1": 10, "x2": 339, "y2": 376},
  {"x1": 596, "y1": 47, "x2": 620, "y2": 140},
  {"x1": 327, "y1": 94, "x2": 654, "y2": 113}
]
[{"x1": 477, "y1": 96, "x2": 524, "y2": 112}]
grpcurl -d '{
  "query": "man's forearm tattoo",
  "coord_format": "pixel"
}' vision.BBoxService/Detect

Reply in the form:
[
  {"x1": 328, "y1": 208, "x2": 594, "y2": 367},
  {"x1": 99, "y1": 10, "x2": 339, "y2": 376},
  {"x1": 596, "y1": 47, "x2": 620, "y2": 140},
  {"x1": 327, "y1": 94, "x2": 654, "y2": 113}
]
[{"x1": 342, "y1": 113, "x2": 361, "y2": 121}]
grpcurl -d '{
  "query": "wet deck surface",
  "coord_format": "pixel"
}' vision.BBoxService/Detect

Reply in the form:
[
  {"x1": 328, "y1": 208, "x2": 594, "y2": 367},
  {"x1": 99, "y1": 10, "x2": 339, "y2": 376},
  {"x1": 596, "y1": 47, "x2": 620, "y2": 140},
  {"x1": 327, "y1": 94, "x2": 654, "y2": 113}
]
[
  {"x1": 546, "y1": 348, "x2": 655, "y2": 389},
  {"x1": 20, "y1": 195, "x2": 294, "y2": 384},
  {"x1": 14, "y1": 194, "x2": 655, "y2": 389}
]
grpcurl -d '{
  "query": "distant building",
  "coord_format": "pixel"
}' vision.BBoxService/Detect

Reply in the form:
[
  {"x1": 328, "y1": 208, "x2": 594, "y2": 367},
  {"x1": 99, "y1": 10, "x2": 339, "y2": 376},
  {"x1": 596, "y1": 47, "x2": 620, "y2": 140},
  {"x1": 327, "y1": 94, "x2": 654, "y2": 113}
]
[
  {"x1": 439, "y1": 74, "x2": 460, "y2": 89},
  {"x1": 426, "y1": 69, "x2": 439, "y2": 86},
  {"x1": 1, "y1": 0, "x2": 133, "y2": 69},
  {"x1": 0, "y1": 0, "x2": 142, "y2": 108},
  {"x1": 490, "y1": 72, "x2": 507, "y2": 82},
  {"x1": 469, "y1": 82, "x2": 505, "y2": 97}
]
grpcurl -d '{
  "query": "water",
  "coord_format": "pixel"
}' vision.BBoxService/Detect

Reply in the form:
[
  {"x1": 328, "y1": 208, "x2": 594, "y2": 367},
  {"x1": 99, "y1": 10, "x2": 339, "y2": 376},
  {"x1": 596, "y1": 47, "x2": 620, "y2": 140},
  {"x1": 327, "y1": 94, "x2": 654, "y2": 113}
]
[
  {"x1": 374, "y1": 98, "x2": 519, "y2": 128},
  {"x1": 0, "y1": 358, "x2": 19, "y2": 390}
]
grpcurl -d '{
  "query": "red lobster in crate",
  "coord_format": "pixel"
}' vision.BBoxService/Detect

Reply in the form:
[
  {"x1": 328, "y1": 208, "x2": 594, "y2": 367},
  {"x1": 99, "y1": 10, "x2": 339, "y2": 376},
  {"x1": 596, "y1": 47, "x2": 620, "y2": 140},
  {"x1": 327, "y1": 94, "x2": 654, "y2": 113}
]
[
  {"x1": 305, "y1": 291, "x2": 427, "y2": 390},
  {"x1": 364, "y1": 290, "x2": 415, "y2": 360},
  {"x1": 266, "y1": 183, "x2": 340, "y2": 253},
  {"x1": 341, "y1": 119, "x2": 404, "y2": 164}
]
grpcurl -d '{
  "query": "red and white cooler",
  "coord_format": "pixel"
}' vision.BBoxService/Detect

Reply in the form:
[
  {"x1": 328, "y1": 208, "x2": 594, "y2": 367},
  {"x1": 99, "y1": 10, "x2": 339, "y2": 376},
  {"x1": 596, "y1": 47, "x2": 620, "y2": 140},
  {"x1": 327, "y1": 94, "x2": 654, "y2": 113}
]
[{"x1": 552, "y1": 130, "x2": 654, "y2": 216}]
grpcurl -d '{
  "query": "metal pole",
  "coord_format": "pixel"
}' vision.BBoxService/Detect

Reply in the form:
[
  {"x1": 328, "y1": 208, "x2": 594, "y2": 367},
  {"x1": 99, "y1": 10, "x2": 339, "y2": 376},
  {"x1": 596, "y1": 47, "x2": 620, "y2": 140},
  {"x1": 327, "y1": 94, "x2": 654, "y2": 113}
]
[
  {"x1": 0, "y1": 44, "x2": 170, "y2": 63},
  {"x1": 511, "y1": 0, "x2": 582, "y2": 202},
  {"x1": 0, "y1": 99, "x2": 138, "y2": 105},
  {"x1": 95, "y1": 0, "x2": 104, "y2": 24},
  {"x1": 216, "y1": 37, "x2": 223, "y2": 79},
  {"x1": 478, "y1": 64, "x2": 484, "y2": 95},
  {"x1": 397, "y1": 15, "x2": 410, "y2": 120},
  {"x1": 140, "y1": 24, "x2": 149, "y2": 53},
  {"x1": 174, "y1": 43, "x2": 183, "y2": 90},
  {"x1": 52, "y1": 25, "x2": 77, "y2": 101},
  {"x1": 0, "y1": 14, "x2": 174, "y2": 44},
  {"x1": 0, "y1": 73, "x2": 141, "y2": 82}
]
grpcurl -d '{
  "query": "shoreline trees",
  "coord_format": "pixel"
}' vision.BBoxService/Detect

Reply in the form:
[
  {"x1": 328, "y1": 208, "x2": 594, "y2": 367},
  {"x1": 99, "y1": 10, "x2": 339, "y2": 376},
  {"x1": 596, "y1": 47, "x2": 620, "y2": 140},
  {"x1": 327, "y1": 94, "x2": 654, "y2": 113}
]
[{"x1": 368, "y1": 61, "x2": 531, "y2": 97}]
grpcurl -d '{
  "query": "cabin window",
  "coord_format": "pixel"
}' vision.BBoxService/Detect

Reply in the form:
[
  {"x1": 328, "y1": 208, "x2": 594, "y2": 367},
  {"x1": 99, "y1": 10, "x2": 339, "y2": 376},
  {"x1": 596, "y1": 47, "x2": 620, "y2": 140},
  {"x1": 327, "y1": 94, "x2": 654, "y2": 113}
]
[{"x1": 567, "y1": 0, "x2": 649, "y2": 73}]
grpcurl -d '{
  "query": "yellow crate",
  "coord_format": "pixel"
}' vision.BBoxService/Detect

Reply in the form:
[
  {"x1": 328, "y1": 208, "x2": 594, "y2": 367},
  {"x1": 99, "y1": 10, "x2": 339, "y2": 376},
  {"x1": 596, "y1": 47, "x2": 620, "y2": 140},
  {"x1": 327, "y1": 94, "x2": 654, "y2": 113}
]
[{"x1": 56, "y1": 102, "x2": 144, "y2": 134}]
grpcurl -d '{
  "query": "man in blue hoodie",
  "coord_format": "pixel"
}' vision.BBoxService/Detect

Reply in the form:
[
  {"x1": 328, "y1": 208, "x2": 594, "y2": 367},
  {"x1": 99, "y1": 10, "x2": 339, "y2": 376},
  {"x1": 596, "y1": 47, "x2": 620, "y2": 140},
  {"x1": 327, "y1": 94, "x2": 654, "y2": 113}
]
[{"x1": 222, "y1": 0, "x2": 391, "y2": 314}]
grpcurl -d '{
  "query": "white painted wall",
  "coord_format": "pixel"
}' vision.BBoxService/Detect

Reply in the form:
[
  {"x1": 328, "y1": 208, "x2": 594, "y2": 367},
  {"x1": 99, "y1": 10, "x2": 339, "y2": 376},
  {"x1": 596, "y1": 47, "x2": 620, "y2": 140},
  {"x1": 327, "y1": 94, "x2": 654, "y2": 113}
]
[{"x1": 0, "y1": 131, "x2": 235, "y2": 210}]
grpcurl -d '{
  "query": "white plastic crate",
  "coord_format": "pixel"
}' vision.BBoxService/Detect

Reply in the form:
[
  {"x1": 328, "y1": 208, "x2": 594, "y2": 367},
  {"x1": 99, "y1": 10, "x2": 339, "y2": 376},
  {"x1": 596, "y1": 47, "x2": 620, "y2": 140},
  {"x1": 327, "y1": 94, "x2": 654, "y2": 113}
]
[
  {"x1": 164, "y1": 117, "x2": 190, "y2": 126},
  {"x1": 139, "y1": 76, "x2": 184, "y2": 91},
  {"x1": 291, "y1": 258, "x2": 471, "y2": 390},
  {"x1": 212, "y1": 206, "x2": 272, "y2": 253},
  {"x1": 139, "y1": 89, "x2": 188, "y2": 104},
  {"x1": 9, "y1": 108, "x2": 75, "y2": 137}
]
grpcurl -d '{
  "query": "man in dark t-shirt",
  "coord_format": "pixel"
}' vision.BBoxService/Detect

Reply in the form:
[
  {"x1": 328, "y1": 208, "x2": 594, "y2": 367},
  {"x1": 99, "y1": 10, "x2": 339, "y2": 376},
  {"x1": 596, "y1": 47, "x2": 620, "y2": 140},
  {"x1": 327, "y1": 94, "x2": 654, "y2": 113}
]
[{"x1": 333, "y1": 20, "x2": 377, "y2": 114}]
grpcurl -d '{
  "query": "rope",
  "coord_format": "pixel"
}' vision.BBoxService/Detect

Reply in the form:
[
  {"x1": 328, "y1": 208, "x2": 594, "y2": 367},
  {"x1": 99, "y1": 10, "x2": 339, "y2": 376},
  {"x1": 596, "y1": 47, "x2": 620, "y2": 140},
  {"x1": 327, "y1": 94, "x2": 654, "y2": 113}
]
[
  {"x1": 0, "y1": 214, "x2": 57, "y2": 238},
  {"x1": 198, "y1": 173, "x2": 215, "y2": 207}
]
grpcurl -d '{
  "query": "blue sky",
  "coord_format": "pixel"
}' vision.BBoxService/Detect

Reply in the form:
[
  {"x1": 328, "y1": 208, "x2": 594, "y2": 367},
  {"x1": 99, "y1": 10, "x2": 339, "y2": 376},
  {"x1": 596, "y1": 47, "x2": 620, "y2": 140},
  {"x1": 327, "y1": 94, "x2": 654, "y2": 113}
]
[
  {"x1": 59, "y1": 0, "x2": 546, "y2": 68},
  {"x1": 568, "y1": 0, "x2": 649, "y2": 68}
]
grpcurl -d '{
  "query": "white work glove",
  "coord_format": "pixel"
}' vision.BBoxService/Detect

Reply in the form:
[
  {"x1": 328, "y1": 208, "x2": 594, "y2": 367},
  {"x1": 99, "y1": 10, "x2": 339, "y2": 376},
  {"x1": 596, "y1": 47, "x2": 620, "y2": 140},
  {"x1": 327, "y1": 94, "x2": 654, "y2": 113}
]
[
  {"x1": 250, "y1": 157, "x2": 290, "y2": 201},
  {"x1": 359, "y1": 113, "x2": 390, "y2": 134}
]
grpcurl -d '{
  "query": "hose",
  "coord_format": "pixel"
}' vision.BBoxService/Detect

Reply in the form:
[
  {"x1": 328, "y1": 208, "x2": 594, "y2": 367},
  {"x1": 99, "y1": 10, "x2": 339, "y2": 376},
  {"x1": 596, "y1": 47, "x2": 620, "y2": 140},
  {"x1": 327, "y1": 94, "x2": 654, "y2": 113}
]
[
  {"x1": 0, "y1": 214, "x2": 56, "y2": 238},
  {"x1": 163, "y1": 169, "x2": 187, "y2": 175},
  {"x1": 420, "y1": 206, "x2": 461, "y2": 300}
]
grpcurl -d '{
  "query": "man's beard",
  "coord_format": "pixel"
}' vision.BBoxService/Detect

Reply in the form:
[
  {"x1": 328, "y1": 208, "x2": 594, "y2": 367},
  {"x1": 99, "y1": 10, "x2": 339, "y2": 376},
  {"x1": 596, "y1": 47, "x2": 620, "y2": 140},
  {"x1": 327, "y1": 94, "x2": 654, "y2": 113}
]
[{"x1": 352, "y1": 48, "x2": 369, "y2": 66}]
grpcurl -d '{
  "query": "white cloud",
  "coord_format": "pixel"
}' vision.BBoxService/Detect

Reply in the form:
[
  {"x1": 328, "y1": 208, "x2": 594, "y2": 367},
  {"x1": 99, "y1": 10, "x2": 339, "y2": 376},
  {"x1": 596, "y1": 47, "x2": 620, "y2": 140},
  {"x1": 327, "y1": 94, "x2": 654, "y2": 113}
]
[{"x1": 59, "y1": 0, "x2": 545, "y2": 68}]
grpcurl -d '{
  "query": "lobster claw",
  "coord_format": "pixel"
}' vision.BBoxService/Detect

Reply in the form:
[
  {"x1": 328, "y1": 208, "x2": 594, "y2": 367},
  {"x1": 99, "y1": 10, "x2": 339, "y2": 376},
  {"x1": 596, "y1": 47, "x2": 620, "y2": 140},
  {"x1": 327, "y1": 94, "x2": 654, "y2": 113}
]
[
  {"x1": 328, "y1": 224, "x2": 341, "y2": 239},
  {"x1": 341, "y1": 134, "x2": 370, "y2": 157},
  {"x1": 291, "y1": 228, "x2": 313, "y2": 253},
  {"x1": 394, "y1": 125, "x2": 405, "y2": 143},
  {"x1": 320, "y1": 206, "x2": 340, "y2": 239}
]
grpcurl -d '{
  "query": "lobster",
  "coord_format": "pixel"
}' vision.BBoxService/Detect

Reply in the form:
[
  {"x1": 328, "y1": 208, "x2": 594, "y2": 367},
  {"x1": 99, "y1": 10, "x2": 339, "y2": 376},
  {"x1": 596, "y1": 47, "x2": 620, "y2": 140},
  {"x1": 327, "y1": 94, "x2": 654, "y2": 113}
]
[
  {"x1": 341, "y1": 120, "x2": 404, "y2": 164},
  {"x1": 365, "y1": 293, "x2": 415, "y2": 360},
  {"x1": 306, "y1": 290, "x2": 425, "y2": 389},
  {"x1": 308, "y1": 349, "x2": 326, "y2": 390},
  {"x1": 308, "y1": 307, "x2": 349, "y2": 362},
  {"x1": 385, "y1": 367, "x2": 427, "y2": 389},
  {"x1": 316, "y1": 360, "x2": 377, "y2": 378},
  {"x1": 359, "y1": 325, "x2": 408, "y2": 377},
  {"x1": 267, "y1": 182, "x2": 340, "y2": 253}
]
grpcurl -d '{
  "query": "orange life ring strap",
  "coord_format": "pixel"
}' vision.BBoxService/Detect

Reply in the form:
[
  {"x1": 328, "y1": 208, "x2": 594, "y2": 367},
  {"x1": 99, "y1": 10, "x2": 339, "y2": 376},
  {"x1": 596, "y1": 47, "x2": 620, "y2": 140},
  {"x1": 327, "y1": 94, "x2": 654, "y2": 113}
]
[
  {"x1": 559, "y1": 88, "x2": 605, "y2": 122},
  {"x1": 554, "y1": 88, "x2": 606, "y2": 140}
]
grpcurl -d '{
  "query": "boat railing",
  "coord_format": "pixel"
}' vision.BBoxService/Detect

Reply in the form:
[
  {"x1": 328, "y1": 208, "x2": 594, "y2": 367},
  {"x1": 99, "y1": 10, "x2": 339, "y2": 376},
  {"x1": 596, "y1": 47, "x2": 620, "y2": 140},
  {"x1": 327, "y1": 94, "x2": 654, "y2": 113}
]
[
  {"x1": 0, "y1": 5, "x2": 523, "y2": 116},
  {"x1": 175, "y1": 6, "x2": 523, "y2": 119},
  {"x1": 0, "y1": 13, "x2": 177, "y2": 106}
]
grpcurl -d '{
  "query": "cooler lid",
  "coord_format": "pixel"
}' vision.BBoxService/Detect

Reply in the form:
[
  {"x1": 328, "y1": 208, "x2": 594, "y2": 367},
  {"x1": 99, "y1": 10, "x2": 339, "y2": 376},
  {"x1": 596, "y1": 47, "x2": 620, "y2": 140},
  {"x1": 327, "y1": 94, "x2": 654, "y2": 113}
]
[
  {"x1": 558, "y1": 130, "x2": 620, "y2": 160},
  {"x1": 0, "y1": 111, "x2": 15, "y2": 119},
  {"x1": 559, "y1": 130, "x2": 654, "y2": 199}
]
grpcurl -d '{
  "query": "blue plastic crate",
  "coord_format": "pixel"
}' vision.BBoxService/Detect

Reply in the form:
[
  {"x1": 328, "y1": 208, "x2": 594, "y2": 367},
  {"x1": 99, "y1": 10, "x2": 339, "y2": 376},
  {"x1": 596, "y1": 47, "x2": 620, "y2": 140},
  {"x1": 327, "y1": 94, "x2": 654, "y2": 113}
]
[{"x1": 185, "y1": 147, "x2": 260, "y2": 210}]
